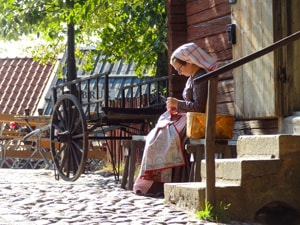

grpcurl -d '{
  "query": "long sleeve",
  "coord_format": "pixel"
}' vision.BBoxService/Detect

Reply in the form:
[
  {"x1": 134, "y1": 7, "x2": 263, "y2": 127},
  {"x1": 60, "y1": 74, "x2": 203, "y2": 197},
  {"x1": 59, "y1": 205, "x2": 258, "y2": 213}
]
[{"x1": 177, "y1": 69, "x2": 208, "y2": 113}]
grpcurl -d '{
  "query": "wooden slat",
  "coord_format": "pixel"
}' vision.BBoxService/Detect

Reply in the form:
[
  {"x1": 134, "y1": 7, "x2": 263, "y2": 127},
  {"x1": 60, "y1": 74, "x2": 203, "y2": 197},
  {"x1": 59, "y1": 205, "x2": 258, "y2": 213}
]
[
  {"x1": 14, "y1": 115, "x2": 50, "y2": 127},
  {"x1": 231, "y1": 0, "x2": 275, "y2": 119},
  {"x1": 0, "y1": 114, "x2": 27, "y2": 124},
  {"x1": 1, "y1": 130, "x2": 28, "y2": 136},
  {"x1": 40, "y1": 138, "x2": 51, "y2": 149},
  {"x1": 4, "y1": 149, "x2": 52, "y2": 160},
  {"x1": 87, "y1": 151, "x2": 107, "y2": 159},
  {"x1": 3, "y1": 150, "x2": 106, "y2": 160},
  {"x1": 14, "y1": 115, "x2": 51, "y2": 123},
  {"x1": 0, "y1": 113, "x2": 48, "y2": 127}
]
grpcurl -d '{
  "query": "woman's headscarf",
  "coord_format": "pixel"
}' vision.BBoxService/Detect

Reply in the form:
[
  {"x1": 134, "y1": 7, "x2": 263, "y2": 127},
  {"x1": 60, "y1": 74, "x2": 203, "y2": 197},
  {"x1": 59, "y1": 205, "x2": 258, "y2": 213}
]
[{"x1": 170, "y1": 43, "x2": 218, "y2": 72}]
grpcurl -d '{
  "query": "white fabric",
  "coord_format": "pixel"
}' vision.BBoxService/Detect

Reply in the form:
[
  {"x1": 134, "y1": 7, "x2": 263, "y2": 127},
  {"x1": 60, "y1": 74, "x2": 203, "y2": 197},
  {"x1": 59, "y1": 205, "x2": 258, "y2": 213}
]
[
  {"x1": 133, "y1": 111, "x2": 187, "y2": 194},
  {"x1": 140, "y1": 112, "x2": 185, "y2": 177},
  {"x1": 171, "y1": 42, "x2": 218, "y2": 72}
]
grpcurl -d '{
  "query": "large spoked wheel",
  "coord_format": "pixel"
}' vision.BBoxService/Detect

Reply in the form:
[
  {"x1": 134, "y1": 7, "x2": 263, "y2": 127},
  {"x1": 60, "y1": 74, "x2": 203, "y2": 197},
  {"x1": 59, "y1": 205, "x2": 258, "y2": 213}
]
[{"x1": 50, "y1": 94, "x2": 88, "y2": 181}]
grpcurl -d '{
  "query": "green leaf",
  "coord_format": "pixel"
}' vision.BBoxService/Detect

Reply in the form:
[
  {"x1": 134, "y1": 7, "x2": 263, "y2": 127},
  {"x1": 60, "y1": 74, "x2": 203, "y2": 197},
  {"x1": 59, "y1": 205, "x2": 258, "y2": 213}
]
[{"x1": 0, "y1": 0, "x2": 168, "y2": 77}]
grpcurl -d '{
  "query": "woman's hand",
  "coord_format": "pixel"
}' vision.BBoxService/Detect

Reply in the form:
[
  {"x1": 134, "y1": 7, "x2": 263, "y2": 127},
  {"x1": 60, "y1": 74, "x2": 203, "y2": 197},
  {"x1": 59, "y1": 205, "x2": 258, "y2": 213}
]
[{"x1": 166, "y1": 97, "x2": 178, "y2": 112}]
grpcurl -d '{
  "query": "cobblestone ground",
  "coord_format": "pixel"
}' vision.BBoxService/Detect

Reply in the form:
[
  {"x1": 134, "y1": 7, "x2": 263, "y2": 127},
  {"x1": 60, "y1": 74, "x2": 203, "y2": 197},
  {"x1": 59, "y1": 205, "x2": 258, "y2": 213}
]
[{"x1": 0, "y1": 169, "x2": 262, "y2": 225}]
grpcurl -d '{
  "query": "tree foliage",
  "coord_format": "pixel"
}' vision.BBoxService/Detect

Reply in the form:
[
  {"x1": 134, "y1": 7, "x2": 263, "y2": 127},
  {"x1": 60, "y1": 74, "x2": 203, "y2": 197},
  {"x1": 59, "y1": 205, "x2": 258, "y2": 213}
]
[
  {"x1": 0, "y1": 0, "x2": 167, "y2": 77},
  {"x1": 94, "y1": 0, "x2": 168, "y2": 76}
]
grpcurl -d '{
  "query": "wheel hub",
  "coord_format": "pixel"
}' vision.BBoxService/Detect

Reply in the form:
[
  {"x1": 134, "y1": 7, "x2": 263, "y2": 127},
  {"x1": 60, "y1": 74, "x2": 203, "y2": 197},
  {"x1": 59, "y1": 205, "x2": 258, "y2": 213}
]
[{"x1": 57, "y1": 130, "x2": 72, "y2": 144}]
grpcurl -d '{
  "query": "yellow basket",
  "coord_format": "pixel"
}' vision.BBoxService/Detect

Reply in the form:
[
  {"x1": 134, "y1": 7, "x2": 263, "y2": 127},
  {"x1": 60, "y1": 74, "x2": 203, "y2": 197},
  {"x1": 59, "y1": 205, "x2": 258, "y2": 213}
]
[{"x1": 186, "y1": 112, "x2": 234, "y2": 139}]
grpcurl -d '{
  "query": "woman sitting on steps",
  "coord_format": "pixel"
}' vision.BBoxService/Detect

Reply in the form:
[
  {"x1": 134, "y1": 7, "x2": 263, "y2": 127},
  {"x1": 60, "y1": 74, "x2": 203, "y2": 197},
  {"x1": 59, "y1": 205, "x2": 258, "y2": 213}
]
[{"x1": 133, "y1": 42, "x2": 218, "y2": 196}]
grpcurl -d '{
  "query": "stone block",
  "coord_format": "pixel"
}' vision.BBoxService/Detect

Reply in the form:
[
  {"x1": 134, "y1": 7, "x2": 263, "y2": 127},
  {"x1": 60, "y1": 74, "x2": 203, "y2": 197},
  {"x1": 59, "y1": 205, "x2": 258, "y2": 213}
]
[
  {"x1": 165, "y1": 134, "x2": 300, "y2": 222},
  {"x1": 200, "y1": 158, "x2": 281, "y2": 184},
  {"x1": 282, "y1": 111, "x2": 300, "y2": 134},
  {"x1": 164, "y1": 182, "x2": 245, "y2": 220},
  {"x1": 164, "y1": 182, "x2": 206, "y2": 212},
  {"x1": 237, "y1": 134, "x2": 300, "y2": 158}
]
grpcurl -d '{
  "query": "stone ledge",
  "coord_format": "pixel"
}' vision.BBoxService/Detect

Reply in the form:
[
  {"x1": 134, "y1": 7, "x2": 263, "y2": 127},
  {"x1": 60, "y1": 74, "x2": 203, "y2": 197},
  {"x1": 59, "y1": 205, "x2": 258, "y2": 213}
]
[
  {"x1": 237, "y1": 134, "x2": 300, "y2": 158},
  {"x1": 164, "y1": 182, "x2": 243, "y2": 219},
  {"x1": 199, "y1": 158, "x2": 281, "y2": 183}
]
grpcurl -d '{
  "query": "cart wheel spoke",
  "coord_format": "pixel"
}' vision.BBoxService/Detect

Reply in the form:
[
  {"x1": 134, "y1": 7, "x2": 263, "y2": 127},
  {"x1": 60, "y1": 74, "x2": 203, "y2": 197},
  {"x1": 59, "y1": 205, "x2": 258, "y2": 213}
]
[
  {"x1": 52, "y1": 143, "x2": 65, "y2": 161},
  {"x1": 72, "y1": 133, "x2": 85, "y2": 139},
  {"x1": 50, "y1": 94, "x2": 88, "y2": 181},
  {"x1": 70, "y1": 145, "x2": 81, "y2": 173},
  {"x1": 58, "y1": 102, "x2": 68, "y2": 129},
  {"x1": 72, "y1": 140, "x2": 84, "y2": 153},
  {"x1": 71, "y1": 106, "x2": 80, "y2": 132}
]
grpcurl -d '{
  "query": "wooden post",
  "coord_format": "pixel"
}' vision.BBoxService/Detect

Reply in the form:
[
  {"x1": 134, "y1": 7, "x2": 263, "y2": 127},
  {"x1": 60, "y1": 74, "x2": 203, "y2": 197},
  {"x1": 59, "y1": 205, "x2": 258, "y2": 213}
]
[
  {"x1": 120, "y1": 140, "x2": 130, "y2": 189},
  {"x1": 104, "y1": 73, "x2": 109, "y2": 108},
  {"x1": 205, "y1": 77, "x2": 218, "y2": 207}
]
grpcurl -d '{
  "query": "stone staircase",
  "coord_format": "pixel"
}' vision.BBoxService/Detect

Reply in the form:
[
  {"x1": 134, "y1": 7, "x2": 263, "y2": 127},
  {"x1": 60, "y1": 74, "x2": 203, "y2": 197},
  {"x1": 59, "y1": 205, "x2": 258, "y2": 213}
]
[{"x1": 164, "y1": 134, "x2": 300, "y2": 222}]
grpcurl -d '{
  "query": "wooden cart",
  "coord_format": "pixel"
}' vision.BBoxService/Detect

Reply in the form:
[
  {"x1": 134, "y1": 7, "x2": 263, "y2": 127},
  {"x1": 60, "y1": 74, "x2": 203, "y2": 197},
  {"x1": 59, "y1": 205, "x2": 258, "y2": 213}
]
[{"x1": 50, "y1": 72, "x2": 169, "y2": 181}]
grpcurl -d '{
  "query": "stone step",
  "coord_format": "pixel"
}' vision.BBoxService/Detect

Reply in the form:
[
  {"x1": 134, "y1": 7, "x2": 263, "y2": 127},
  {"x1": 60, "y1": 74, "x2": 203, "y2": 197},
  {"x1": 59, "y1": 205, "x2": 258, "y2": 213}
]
[
  {"x1": 165, "y1": 134, "x2": 300, "y2": 221},
  {"x1": 164, "y1": 182, "x2": 241, "y2": 212},
  {"x1": 237, "y1": 134, "x2": 300, "y2": 158},
  {"x1": 165, "y1": 153, "x2": 299, "y2": 221},
  {"x1": 282, "y1": 111, "x2": 300, "y2": 134},
  {"x1": 200, "y1": 158, "x2": 281, "y2": 185},
  {"x1": 165, "y1": 147, "x2": 300, "y2": 221}
]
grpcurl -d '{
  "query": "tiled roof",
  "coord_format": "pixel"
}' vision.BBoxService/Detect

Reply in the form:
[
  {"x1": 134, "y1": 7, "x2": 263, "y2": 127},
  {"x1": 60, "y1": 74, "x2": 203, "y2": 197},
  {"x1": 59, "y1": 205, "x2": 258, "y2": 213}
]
[{"x1": 0, "y1": 58, "x2": 54, "y2": 115}]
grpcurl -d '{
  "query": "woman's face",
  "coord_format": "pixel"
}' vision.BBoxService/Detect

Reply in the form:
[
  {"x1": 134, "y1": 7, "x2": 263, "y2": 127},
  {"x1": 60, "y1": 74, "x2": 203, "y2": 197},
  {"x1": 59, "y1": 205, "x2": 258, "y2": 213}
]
[{"x1": 172, "y1": 61, "x2": 191, "y2": 77}]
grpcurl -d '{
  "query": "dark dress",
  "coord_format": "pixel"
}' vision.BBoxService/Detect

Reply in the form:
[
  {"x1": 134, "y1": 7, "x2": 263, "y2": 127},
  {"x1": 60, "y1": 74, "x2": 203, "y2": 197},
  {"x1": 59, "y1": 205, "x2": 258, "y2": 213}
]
[
  {"x1": 172, "y1": 68, "x2": 208, "y2": 183},
  {"x1": 177, "y1": 68, "x2": 208, "y2": 113},
  {"x1": 134, "y1": 69, "x2": 208, "y2": 196}
]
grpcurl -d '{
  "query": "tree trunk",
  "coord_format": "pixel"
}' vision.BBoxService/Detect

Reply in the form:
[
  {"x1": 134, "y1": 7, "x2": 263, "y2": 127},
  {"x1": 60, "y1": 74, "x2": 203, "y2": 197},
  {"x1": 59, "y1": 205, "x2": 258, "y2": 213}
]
[
  {"x1": 67, "y1": 23, "x2": 76, "y2": 82},
  {"x1": 156, "y1": 49, "x2": 168, "y2": 77},
  {"x1": 66, "y1": 0, "x2": 77, "y2": 96}
]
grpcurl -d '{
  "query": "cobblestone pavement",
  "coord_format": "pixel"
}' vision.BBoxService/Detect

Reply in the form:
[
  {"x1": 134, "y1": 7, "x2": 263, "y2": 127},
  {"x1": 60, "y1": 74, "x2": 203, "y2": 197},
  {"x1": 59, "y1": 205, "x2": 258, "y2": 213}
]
[{"x1": 0, "y1": 169, "x2": 261, "y2": 225}]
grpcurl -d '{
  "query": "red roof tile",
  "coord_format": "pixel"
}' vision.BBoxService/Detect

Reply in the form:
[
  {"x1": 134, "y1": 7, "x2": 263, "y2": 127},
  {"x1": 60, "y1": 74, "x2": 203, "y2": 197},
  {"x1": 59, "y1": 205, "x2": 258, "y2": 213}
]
[{"x1": 0, "y1": 58, "x2": 54, "y2": 115}]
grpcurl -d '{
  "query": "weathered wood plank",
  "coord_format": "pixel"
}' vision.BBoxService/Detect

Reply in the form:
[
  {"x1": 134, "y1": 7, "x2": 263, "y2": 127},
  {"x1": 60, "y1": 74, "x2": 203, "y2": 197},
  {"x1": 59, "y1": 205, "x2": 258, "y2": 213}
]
[
  {"x1": 87, "y1": 151, "x2": 107, "y2": 159},
  {"x1": 234, "y1": 119, "x2": 278, "y2": 136},
  {"x1": 5, "y1": 150, "x2": 52, "y2": 160},
  {"x1": 187, "y1": 0, "x2": 230, "y2": 23},
  {"x1": 232, "y1": 0, "x2": 275, "y2": 119},
  {"x1": 3, "y1": 149, "x2": 106, "y2": 160},
  {"x1": 205, "y1": 77, "x2": 218, "y2": 207},
  {"x1": 0, "y1": 114, "x2": 27, "y2": 124}
]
